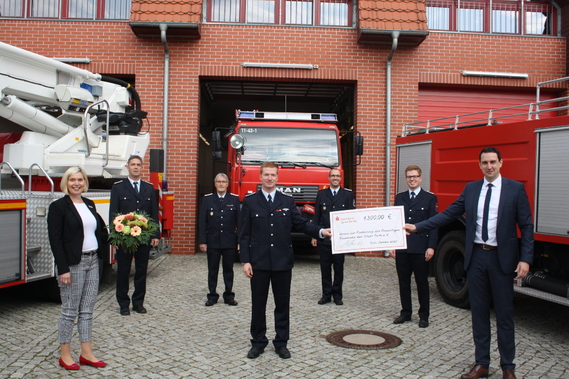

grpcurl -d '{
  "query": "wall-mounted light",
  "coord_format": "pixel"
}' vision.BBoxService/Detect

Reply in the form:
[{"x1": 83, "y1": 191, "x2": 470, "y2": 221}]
[
  {"x1": 242, "y1": 62, "x2": 317, "y2": 70},
  {"x1": 53, "y1": 58, "x2": 92, "y2": 64},
  {"x1": 461, "y1": 70, "x2": 528, "y2": 79}
]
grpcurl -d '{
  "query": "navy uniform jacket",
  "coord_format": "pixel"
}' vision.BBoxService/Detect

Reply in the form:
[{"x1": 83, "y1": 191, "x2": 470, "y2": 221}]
[
  {"x1": 416, "y1": 178, "x2": 533, "y2": 274},
  {"x1": 313, "y1": 187, "x2": 355, "y2": 246},
  {"x1": 110, "y1": 179, "x2": 160, "y2": 240},
  {"x1": 395, "y1": 189, "x2": 438, "y2": 254},
  {"x1": 199, "y1": 192, "x2": 240, "y2": 249},
  {"x1": 48, "y1": 195, "x2": 109, "y2": 275},
  {"x1": 240, "y1": 191, "x2": 322, "y2": 271}
]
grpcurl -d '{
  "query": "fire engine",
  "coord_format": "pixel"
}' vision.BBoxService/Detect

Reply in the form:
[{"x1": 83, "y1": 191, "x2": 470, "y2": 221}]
[
  {"x1": 0, "y1": 42, "x2": 172, "y2": 301},
  {"x1": 396, "y1": 78, "x2": 569, "y2": 308},
  {"x1": 212, "y1": 110, "x2": 363, "y2": 228}
]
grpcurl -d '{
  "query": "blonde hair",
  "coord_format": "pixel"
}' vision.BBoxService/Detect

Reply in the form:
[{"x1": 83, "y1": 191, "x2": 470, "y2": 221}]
[{"x1": 60, "y1": 166, "x2": 89, "y2": 195}]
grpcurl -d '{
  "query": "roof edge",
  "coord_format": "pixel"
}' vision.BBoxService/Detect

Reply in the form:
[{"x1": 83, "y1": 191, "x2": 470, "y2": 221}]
[
  {"x1": 129, "y1": 22, "x2": 201, "y2": 38},
  {"x1": 358, "y1": 29, "x2": 428, "y2": 46}
]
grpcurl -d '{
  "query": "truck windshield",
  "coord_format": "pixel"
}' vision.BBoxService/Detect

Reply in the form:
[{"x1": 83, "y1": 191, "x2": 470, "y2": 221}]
[{"x1": 238, "y1": 127, "x2": 339, "y2": 166}]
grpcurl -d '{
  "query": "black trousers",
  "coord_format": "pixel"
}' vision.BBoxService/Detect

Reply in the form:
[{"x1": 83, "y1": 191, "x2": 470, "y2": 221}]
[
  {"x1": 207, "y1": 248, "x2": 236, "y2": 302},
  {"x1": 249, "y1": 269, "x2": 292, "y2": 348},
  {"x1": 318, "y1": 244, "x2": 345, "y2": 301},
  {"x1": 395, "y1": 252, "x2": 430, "y2": 320},
  {"x1": 116, "y1": 244, "x2": 150, "y2": 308}
]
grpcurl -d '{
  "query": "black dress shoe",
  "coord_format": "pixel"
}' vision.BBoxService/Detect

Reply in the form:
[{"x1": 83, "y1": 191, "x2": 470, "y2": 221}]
[
  {"x1": 419, "y1": 319, "x2": 429, "y2": 328},
  {"x1": 132, "y1": 305, "x2": 147, "y2": 314},
  {"x1": 247, "y1": 346, "x2": 264, "y2": 359},
  {"x1": 275, "y1": 346, "x2": 291, "y2": 359},
  {"x1": 393, "y1": 315, "x2": 411, "y2": 324},
  {"x1": 120, "y1": 307, "x2": 130, "y2": 316},
  {"x1": 205, "y1": 299, "x2": 217, "y2": 306},
  {"x1": 224, "y1": 299, "x2": 238, "y2": 306},
  {"x1": 318, "y1": 297, "x2": 331, "y2": 305}
]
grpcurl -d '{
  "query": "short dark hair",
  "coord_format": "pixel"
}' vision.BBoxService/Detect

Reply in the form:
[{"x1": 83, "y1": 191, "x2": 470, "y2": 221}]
[
  {"x1": 479, "y1": 147, "x2": 502, "y2": 162},
  {"x1": 128, "y1": 155, "x2": 143, "y2": 164}
]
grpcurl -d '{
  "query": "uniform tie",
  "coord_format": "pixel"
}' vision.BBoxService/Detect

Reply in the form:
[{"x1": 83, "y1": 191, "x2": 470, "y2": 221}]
[
  {"x1": 267, "y1": 194, "x2": 272, "y2": 205},
  {"x1": 482, "y1": 183, "x2": 493, "y2": 242},
  {"x1": 410, "y1": 191, "x2": 415, "y2": 201},
  {"x1": 332, "y1": 190, "x2": 337, "y2": 197},
  {"x1": 133, "y1": 181, "x2": 139, "y2": 193}
]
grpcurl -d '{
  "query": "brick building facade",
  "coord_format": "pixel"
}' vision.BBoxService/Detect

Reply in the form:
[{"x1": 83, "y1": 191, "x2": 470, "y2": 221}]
[{"x1": 1, "y1": 0, "x2": 568, "y2": 255}]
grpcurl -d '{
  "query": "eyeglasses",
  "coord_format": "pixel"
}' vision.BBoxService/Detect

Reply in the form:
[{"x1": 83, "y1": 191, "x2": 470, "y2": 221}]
[
  {"x1": 215, "y1": 180, "x2": 228, "y2": 184},
  {"x1": 406, "y1": 175, "x2": 420, "y2": 180}
]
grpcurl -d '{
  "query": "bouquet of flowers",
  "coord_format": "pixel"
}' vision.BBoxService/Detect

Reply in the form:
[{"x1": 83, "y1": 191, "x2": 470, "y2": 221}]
[{"x1": 109, "y1": 211, "x2": 158, "y2": 253}]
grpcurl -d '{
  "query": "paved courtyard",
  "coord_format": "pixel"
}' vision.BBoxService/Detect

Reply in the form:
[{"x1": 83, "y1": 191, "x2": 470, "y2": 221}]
[{"x1": 1, "y1": 253, "x2": 568, "y2": 378}]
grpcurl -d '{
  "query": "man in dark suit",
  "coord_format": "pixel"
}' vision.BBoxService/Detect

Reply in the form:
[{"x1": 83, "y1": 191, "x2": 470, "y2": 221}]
[
  {"x1": 199, "y1": 173, "x2": 240, "y2": 307},
  {"x1": 405, "y1": 147, "x2": 533, "y2": 379},
  {"x1": 110, "y1": 155, "x2": 159, "y2": 316},
  {"x1": 240, "y1": 162, "x2": 331, "y2": 360},
  {"x1": 389, "y1": 165, "x2": 437, "y2": 328},
  {"x1": 311, "y1": 168, "x2": 354, "y2": 305}
]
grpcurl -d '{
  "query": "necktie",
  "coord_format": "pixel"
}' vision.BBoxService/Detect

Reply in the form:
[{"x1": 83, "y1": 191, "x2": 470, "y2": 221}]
[
  {"x1": 333, "y1": 190, "x2": 337, "y2": 197},
  {"x1": 133, "y1": 181, "x2": 139, "y2": 193},
  {"x1": 410, "y1": 191, "x2": 415, "y2": 201},
  {"x1": 482, "y1": 183, "x2": 493, "y2": 242},
  {"x1": 267, "y1": 194, "x2": 272, "y2": 205}
]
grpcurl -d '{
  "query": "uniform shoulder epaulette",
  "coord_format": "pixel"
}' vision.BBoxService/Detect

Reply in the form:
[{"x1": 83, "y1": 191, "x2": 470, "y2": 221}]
[
  {"x1": 426, "y1": 190, "x2": 436, "y2": 195},
  {"x1": 204, "y1": 193, "x2": 213, "y2": 197},
  {"x1": 112, "y1": 180, "x2": 124, "y2": 185},
  {"x1": 230, "y1": 193, "x2": 239, "y2": 197},
  {"x1": 245, "y1": 192, "x2": 256, "y2": 197},
  {"x1": 344, "y1": 188, "x2": 353, "y2": 192},
  {"x1": 282, "y1": 192, "x2": 293, "y2": 197}
]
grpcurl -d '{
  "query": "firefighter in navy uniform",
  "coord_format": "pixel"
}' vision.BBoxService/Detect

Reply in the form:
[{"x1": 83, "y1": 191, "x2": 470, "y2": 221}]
[
  {"x1": 311, "y1": 168, "x2": 355, "y2": 305},
  {"x1": 389, "y1": 165, "x2": 438, "y2": 328},
  {"x1": 199, "y1": 173, "x2": 240, "y2": 306}
]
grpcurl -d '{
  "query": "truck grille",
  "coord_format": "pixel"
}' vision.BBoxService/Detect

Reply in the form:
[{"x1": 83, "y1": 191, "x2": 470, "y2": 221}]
[{"x1": 256, "y1": 184, "x2": 319, "y2": 202}]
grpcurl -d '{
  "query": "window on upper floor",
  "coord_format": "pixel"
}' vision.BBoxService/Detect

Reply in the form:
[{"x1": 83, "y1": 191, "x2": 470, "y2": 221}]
[
  {"x1": 426, "y1": 0, "x2": 556, "y2": 35},
  {"x1": 207, "y1": 0, "x2": 353, "y2": 26},
  {"x1": 0, "y1": 0, "x2": 131, "y2": 20}
]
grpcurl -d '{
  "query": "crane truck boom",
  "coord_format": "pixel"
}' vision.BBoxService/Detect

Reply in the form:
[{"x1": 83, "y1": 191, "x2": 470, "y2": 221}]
[{"x1": 0, "y1": 42, "x2": 165, "y2": 301}]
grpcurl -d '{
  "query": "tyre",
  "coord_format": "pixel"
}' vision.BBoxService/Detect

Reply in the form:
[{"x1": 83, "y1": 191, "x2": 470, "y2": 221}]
[{"x1": 434, "y1": 230, "x2": 470, "y2": 309}]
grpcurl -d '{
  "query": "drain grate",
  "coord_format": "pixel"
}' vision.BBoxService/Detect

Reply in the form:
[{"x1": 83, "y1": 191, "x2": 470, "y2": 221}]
[{"x1": 326, "y1": 330, "x2": 402, "y2": 350}]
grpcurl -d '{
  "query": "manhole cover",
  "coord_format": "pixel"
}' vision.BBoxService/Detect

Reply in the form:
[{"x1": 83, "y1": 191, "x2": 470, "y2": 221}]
[{"x1": 326, "y1": 330, "x2": 402, "y2": 350}]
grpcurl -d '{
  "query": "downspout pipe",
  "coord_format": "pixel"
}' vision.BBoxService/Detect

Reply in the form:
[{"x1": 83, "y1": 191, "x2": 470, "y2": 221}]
[
  {"x1": 160, "y1": 23, "x2": 170, "y2": 180},
  {"x1": 386, "y1": 31, "x2": 399, "y2": 207}
]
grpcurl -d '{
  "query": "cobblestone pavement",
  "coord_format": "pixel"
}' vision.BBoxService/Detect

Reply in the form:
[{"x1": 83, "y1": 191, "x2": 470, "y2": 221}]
[{"x1": 1, "y1": 253, "x2": 568, "y2": 378}]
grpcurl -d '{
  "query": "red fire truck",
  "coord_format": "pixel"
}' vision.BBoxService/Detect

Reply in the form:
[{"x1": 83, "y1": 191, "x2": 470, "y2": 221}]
[
  {"x1": 213, "y1": 110, "x2": 363, "y2": 226},
  {"x1": 396, "y1": 78, "x2": 569, "y2": 308}
]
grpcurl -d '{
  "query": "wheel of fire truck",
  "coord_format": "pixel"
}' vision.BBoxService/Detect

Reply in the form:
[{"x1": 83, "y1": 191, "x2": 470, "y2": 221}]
[{"x1": 434, "y1": 230, "x2": 470, "y2": 309}]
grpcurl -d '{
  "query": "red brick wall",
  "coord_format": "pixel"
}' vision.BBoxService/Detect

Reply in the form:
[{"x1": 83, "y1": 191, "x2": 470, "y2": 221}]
[{"x1": 1, "y1": 20, "x2": 565, "y2": 256}]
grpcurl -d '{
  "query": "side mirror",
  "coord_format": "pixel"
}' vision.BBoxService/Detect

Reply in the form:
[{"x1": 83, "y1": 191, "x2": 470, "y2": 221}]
[
  {"x1": 355, "y1": 135, "x2": 364, "y2": 156},
  {"x1": 212, "y1": 131, "x2": 221, "y2": 152}
]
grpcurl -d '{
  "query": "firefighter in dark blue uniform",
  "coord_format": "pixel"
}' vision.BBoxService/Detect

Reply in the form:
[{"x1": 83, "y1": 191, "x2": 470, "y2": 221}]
[
  {"x1": 240, "y1": 162, "x2": 331, "y2": 360},
  {"x1": 389, "y1": 165, "x2": 438, "y2": 328},
  {"x1": 199, "y1": 173, "x2": 240, "y2": 306},
  {"x1": 311, "y1": 168, "x2": 354, "y2": 305}
]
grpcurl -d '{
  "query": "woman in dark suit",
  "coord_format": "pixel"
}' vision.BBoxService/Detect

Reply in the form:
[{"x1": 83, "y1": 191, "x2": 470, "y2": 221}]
[{"x1": 47, "y1": 166, "x2": 108, "y2": 370}]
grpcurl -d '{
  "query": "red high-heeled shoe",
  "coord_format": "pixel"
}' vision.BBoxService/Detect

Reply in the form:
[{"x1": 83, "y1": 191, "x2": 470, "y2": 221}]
[
  {"x1": 79, "y1": 355, "x2": 107, "y2": 368},
  {"x1": 59, "y1": 357, "x2": 80, "y2": 370}
]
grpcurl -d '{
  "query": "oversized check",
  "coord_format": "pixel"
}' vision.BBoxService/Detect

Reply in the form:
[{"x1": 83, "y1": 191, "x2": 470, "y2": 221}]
[{"x1": 330, "y1": 206, "x2": 407, "y2": 254}]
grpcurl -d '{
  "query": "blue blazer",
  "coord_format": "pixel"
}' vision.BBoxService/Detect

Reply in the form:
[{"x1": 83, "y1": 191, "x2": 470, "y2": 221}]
[
  {"x1": 395, "y1": 189, "x2": 438, "y2": 254},
  {"x1": 239, "y1": 191, "x2": 321, "y2": 271},
  {"x1": 313, "y1": 187, "x2": 354, "y2": 246},
  {"x1": 416, "y1": 177, "x2": 533, "y2": 274},
  {"x1": 199, "y1": 192, "x2": 240, "y2": 248}
]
